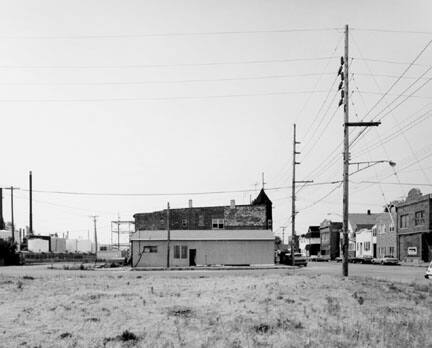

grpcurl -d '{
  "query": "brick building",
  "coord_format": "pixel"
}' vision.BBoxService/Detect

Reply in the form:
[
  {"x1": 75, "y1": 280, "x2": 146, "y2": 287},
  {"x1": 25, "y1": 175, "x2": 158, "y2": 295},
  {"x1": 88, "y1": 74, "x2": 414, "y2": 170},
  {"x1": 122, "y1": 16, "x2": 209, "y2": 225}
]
[
  {"x1": 131, "y1": 189, "x2": 274, "y2": 267},
  {"x1": 396, "y1": 188, "x2": 432, "y2": 263},
  {"x1": 375, "y1": 207, "x2": 397, "y2": 258},
  {"x1": 320, "y1": 220, "x2": 342, "y2": 260}
]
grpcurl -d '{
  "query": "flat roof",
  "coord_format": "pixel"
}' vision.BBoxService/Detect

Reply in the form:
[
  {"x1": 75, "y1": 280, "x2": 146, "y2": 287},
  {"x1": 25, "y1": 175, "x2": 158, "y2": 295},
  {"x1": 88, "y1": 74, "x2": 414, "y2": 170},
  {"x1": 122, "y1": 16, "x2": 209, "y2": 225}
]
[{"x1": 130, "y1": 230, "x2": 274, "y2": 241}]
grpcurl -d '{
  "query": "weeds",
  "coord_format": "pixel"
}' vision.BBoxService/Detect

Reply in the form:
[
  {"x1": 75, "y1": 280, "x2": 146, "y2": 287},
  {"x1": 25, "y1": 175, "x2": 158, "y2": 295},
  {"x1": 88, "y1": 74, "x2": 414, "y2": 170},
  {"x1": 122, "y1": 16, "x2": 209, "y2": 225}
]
[{"x1": 168, "y1": 306, "x2": 194, "y2": 318}]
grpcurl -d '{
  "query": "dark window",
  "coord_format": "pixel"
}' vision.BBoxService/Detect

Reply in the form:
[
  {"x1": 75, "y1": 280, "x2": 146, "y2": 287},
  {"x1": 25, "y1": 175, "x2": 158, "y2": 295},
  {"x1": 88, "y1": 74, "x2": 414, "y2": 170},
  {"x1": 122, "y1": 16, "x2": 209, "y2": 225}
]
[
  {"x1": 415, "y1": 211, "x2": 425, "y2": 226},
  {"x1": 174, "y1": 245, "x2": 180, "y2": 259},
  {"x1": 181, "y1": 246, "x2": 188, "y2": 259},
  {"x1": 400, "y1": 214, "x2": 409, "y2": 228},
  {"x1": 212, "y1": 218, "x2": 224, "y2": 229},
  {"x1": 143, "y1": 246, "x2": 158, "y2": 253},
  {"x1": 182, "y1": 218, "x2": 188, "y2": 228}
]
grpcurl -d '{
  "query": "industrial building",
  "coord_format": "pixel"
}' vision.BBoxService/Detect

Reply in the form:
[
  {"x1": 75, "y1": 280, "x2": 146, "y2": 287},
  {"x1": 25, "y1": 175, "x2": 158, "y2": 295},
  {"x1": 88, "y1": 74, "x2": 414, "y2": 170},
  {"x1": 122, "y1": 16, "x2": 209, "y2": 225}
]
[{"x1": 131, "y1": 189, "x2": 274, "y2": 268}]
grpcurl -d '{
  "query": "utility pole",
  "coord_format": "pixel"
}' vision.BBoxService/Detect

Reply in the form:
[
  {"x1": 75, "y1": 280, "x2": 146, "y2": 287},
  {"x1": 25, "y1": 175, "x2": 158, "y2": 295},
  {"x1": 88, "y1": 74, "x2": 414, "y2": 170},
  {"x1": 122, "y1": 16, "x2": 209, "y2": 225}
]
[
  {"x1": 166, "y1": 202, "x2": 170, "y2": 269},
  {"x1": 4, "y1": 187, "x2": 19, "y2": 244},
  {"x1": 91, "y1": 215, "x2": 98, "y2": 258},
  {"x1": 291, "y1": 124, "x2": 313, "y2": 266},
  {"x1": 117, "y1": 213, "x2": 120, "y2": 250},
  {"x1": 29, "y1": 171, "x2": 33, "y2": 236},
  {"x1": 340, "y1": 24, "x2": 380, "y2": 277},
  {"x1": 281, "y1": 226, "x2": 286, "y2": 245},
  {"x1": 0, "y1": 188, "x2": 4, "y2": 230}
]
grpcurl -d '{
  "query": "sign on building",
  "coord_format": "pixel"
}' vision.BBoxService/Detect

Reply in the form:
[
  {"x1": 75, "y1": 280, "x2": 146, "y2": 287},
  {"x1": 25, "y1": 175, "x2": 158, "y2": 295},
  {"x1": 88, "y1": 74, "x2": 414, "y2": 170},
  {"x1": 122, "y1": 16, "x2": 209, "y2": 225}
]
[{"x1": 407, "y1": 247, "x2": 417, "y2": 256}]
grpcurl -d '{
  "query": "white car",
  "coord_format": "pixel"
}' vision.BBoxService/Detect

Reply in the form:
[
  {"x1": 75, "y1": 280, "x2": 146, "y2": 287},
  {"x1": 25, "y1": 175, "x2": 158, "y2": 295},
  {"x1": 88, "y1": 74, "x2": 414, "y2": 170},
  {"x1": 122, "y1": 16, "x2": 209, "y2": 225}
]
[{"x1": 425, "y1": 262, "x2": 432, "y2": 279}]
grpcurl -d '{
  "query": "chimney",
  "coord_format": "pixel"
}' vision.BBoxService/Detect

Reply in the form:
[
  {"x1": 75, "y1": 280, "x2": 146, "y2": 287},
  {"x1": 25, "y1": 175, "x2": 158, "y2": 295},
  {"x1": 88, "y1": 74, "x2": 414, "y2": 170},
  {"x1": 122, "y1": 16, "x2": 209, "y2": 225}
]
[
  {"x1": 188, "y1": 199, "x2": 193, "y2": 208},
  {"x1": 367, "y1": 209, "x2": 371, "y2": 215},
  {"x1": 230, "y1": 199, "x2": 236, "y2": 209}
]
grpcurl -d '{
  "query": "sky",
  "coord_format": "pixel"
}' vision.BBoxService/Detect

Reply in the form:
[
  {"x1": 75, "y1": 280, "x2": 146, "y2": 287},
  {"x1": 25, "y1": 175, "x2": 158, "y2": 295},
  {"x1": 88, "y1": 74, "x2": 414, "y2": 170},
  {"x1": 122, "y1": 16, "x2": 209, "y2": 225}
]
[{"x1": 0, "y1": 0, "x2": 432, "y2": 245}]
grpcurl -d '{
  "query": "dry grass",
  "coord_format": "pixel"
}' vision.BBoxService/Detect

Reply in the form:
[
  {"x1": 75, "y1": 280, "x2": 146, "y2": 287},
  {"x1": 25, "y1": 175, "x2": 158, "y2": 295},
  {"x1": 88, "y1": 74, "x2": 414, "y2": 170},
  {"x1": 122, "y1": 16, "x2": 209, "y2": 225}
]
[{"x1": 0, "y1": 266, "x2": 431, "y2": 347}]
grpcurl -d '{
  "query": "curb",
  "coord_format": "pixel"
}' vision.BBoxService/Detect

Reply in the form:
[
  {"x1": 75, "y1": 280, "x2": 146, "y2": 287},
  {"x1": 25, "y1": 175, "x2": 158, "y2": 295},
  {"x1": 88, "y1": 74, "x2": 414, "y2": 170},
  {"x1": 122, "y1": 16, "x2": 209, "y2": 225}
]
[{"x1": 132, "y1": 265, "x2": 296, "y2": 272}]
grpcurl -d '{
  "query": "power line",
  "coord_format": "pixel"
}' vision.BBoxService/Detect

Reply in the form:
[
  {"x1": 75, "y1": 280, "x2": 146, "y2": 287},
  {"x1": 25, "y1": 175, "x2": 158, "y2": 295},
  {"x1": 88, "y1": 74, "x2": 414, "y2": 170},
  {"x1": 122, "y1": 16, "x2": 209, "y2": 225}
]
[
  {"x1": 0, "y1": 27, "x2": 341, "y2": 40},
  {"x1": 19, "y1": 181, "x2": 341, "y2": 197},
  {"x1": 0, "y1": 57, "x2": 336, "y2": 70},
  {"x1": 352, "y1": 28, "x2": 432, "y2": 35},
  {"x1": 0, "y1": 72, "x2": 335, "y2": 86},
  {"x1": 0, "y1": 90, "x2": 333, "y2": 103}
]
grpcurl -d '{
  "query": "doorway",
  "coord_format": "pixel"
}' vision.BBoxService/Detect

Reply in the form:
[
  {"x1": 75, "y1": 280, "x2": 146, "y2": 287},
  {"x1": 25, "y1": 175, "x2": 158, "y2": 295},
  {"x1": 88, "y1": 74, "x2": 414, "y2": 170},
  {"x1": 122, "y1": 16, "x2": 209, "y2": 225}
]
[{"x1": 189, "y1": 249, "x2": 196, "y2": 266}]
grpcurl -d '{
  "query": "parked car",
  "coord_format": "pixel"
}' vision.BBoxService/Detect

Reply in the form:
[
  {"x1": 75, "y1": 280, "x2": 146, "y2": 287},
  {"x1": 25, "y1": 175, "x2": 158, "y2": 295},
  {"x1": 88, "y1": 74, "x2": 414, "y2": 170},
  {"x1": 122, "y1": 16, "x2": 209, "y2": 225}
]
[
  {"x1": 308, "y1": 255, "x2": 328, "y2": 262},
  {"x1": 371, "y1": 258, "x2": 381, "y2": 264},
  {"x1": 335, "y1": 256, "x2": 343, "y2": 263},
  {"x1": 280, "y1": 252, "x2": 308, "y2": 266},
  {"x1": 425, "y1": 262, "x2": 432, "y2": 279},
  {"x1": 361, "y1": 255, "x2": 374, "y2": 264},
  {"x1": 378, "y1": 255, "x2": 399, "y2": 265}
]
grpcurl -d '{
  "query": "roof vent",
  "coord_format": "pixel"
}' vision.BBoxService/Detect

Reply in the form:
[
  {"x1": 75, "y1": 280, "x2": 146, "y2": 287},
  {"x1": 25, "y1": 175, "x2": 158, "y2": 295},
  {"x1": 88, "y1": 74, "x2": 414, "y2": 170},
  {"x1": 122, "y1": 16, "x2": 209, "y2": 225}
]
[
  {"x1": 188, "y1": 199, "x2": 193, "y2": 208},
  {"x1": 230, "y1": 199, "x2": 236, "y2": 209}
]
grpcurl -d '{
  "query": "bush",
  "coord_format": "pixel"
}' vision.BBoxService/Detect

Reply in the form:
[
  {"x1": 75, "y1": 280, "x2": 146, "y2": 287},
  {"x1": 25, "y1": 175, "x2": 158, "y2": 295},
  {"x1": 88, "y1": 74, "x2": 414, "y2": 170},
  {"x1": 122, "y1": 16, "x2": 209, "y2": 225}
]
[{"x1": 0, "y1": 239, "x2": 20, "y2": 266}]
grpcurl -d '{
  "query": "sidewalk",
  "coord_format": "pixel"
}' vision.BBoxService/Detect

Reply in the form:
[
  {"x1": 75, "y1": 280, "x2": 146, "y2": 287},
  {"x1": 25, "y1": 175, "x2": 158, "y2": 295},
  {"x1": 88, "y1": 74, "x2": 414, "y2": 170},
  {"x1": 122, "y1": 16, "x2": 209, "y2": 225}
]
[
  {"x1": 400, "y1": 261, "x2": 429, "y2": 268},
  {"x1": 132, "y1": 264, "x2": 295, "y2": 272}
]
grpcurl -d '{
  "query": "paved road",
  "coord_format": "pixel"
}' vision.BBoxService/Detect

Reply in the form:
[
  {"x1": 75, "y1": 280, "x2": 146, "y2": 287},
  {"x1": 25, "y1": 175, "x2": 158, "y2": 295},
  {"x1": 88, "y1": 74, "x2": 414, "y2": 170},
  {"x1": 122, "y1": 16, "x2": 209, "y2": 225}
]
[{"x1": 301, "y1": 261, "x2": 430, "y2": 284}]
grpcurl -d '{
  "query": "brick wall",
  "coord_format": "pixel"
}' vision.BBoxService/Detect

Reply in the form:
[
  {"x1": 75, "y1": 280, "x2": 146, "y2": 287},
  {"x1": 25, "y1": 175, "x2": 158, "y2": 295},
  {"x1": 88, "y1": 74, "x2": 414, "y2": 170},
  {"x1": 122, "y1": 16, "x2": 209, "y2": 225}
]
[
  {"x1": 376, "y1": 212, "x2": 397, "y2": 258},
  {"x1": 134, "y1": 204, "x2": 269, "y2": 231}
]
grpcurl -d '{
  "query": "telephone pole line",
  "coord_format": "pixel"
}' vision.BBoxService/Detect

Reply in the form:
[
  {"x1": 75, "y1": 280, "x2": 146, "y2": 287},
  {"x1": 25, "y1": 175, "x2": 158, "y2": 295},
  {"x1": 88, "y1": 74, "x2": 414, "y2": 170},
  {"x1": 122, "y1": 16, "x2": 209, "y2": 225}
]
[
  {"x1": 91, "y1": 215, "x2": 98, "y2": 258},
  {"x1": 29, "y1": 171, "x2": 33, "y2": 236},
  {"x1": 4, "y1": 187, "x2": 19, "y2": 244},
  {"x1": 166, "y1": 202, "x2": 171, "y2": 269},
  {"x1": 340, "y1": 24, "x2": 380, "y2": 277},
  {"x1": 291, "y1": 123, "x2": 313, "y2": 266}
]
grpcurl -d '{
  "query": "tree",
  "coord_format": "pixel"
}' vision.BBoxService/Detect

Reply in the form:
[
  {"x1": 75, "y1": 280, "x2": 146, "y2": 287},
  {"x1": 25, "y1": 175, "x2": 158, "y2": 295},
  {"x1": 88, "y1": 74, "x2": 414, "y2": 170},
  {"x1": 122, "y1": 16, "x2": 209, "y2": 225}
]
[{"x1": 0, "y1": 239, "x2": 20, "y2": 266}]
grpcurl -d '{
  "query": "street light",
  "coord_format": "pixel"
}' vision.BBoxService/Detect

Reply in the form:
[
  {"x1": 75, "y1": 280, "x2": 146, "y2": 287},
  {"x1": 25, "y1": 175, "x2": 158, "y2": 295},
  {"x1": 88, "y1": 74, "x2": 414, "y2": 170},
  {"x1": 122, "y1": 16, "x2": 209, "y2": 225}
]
[{"x1": 350, "y1": 160, "x2": 396, "y2": 176}]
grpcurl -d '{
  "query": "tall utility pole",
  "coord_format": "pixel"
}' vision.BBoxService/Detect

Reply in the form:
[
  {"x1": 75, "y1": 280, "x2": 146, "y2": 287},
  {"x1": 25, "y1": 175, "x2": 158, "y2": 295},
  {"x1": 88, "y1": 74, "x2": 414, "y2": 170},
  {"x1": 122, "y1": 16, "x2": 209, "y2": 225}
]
[
  {"x1": 291, "y1": 124, "x2": 313, "y2": 266},
  {"x1": 166, "y1": 202, "x2": 171, "y2": 269},
  {"x1": 342, "y1": 24, "x2": 350, "y2": 277},
  {"x1": 29, "y1": 171, "x2": 33, "y2": 235},
  {"x1": 341, "y1": 24, "x2": 380, "y2": 276},
  {"x1": 117, "y1": 213, "x2": 121, "y2": 250},
  {"x1": 281, "y1": 226, "x2": 286, "y2": 245},
  {"x1": 91, "y1": 215, "x2": 98, "y2": 256},
  {"x1": 0, "y1": 188, "x2": 4, "y2": 230},
  {"x1": 4, "y1": 187, "x2": 19, "y2": 244}
]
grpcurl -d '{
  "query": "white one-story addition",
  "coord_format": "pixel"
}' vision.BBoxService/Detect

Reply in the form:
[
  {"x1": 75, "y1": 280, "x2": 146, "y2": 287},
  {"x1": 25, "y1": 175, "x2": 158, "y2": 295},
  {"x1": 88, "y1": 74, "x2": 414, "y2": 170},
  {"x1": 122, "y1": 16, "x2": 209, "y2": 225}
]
[
  {"x1": 130, "y1": 189, "x2": 275, "y2": 268},
  {"x1": 130, "y1": 230, "x2": 274, "y2": 267}
]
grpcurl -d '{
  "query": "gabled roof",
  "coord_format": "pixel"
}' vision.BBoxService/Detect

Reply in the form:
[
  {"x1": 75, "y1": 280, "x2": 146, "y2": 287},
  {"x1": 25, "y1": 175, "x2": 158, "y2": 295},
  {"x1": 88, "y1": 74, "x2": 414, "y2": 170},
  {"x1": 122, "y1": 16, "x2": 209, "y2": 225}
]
[
  {"x1": 349, "y1": 213, "x2": 378, "y2": 231},
  {"x1": 252, "y1": 189, "x2": 272, "y2": 205}
]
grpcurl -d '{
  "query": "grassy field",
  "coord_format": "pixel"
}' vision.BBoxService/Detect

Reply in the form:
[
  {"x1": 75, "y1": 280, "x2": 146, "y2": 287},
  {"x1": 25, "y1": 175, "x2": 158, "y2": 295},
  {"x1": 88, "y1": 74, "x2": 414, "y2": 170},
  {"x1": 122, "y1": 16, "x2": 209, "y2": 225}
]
[{"x1": 0, "y1": 265, "x2": 431, "y2": 348}]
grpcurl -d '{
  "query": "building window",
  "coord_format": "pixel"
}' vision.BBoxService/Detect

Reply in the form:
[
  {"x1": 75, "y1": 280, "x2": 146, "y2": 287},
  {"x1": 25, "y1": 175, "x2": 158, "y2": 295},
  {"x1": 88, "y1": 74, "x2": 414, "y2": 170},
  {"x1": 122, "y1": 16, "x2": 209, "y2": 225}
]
[
  {"x1": 181, "y1": 246, "x2": 188, "y2": 259},
  {"x1": 415, "y1": 211, "x2": 425, "y2": 226},
  {"x1": 400, "y1": 214, "x2": 409, "y2": 228},
  {"x1": 389, "y1": 247, "x2": 395, "y2": 256},
  {"x1": 212, "y1": 218, "x2": 224, "y2": 229},
  {"x1": 267, "y1": 219, "x2": 272, "y2": 229},
  {"x1": 389, "y1": 225, "x2": 394, "y2": 232},
  {"x1": 143, "y1": 246, "x2": 158, "y2": 253},
  {"x1": 364, "y1": 242, "x2": 370, "y2": 251},
  {"x1": 174, "y1": 245, "x2": 180, "y2": 259},
  {"x1": 198, "y1": 215, "x2": 204, "y2": 227},
  {"x1": 174, "y1": 245, "x2": 188, "y2": 259},
  {"x1": 182, "y1": 218, "x2": 188, "y2": 228}
]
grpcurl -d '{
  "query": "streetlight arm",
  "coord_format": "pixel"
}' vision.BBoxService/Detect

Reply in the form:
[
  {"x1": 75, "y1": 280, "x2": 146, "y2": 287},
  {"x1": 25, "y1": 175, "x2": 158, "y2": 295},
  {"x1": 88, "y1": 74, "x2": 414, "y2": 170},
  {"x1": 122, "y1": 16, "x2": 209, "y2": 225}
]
[{"x1": 349, "y1": 160, "x2": 395, "y2": 176}]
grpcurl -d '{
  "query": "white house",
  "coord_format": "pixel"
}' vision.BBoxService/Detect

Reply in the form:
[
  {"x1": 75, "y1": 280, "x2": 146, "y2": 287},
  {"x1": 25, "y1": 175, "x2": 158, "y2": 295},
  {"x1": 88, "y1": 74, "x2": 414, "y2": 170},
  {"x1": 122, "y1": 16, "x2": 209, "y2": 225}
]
[{"x1": 355, "y1": 228, "x2": 375, "y2": 258}]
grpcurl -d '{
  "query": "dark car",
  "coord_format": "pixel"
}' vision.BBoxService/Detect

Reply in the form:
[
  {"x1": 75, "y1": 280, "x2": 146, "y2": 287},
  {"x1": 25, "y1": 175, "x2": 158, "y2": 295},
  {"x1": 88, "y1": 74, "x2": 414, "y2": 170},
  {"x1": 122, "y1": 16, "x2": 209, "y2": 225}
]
[
  {"x1": 361, "y1": 255, "x2": 374, "y2": 264},
  {"x1": 425, "y1": 262, "x2": 432, "y2": 279},
  {"x1": 280, "y1": 252, "x2": 307, "y2": 266}
]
